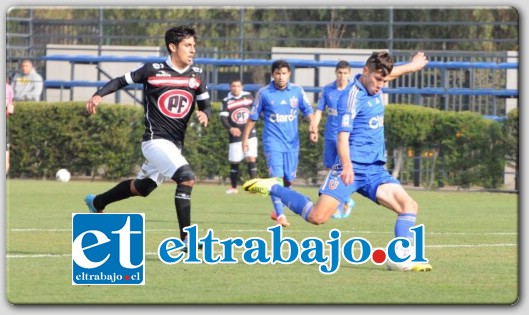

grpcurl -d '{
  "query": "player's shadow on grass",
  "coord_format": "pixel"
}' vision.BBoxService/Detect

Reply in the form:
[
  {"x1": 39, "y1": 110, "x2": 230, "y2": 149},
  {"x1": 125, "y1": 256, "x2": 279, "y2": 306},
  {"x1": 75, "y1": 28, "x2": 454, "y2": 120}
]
[{"x1": 339, "y1": 263, "x2": 388, "y2": 272}]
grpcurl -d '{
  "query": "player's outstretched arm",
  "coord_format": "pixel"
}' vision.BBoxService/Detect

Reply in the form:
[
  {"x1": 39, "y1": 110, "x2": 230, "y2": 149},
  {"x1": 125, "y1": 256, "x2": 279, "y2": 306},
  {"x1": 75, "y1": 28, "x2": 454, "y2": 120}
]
[
  {"x1": 86, "y1": 75, "x2": 130, "y2": 114},
  {"x1": 387, "y1": 51, "x2": 428, "y2": 81}
]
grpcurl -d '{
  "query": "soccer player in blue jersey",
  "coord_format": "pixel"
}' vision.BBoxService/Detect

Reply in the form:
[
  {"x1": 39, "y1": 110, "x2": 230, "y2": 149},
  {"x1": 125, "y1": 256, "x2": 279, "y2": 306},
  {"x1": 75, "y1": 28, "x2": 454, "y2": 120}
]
[
  {"x1": 243, "y1": 51, "x2": 432, "y2": 271},
  {"x1": 314, "y1": 55, "x2": 428, "y2": 219},
  {"x1": 314, "y1": 60, "x2": 355, "y2": 219},
  {"x1": 242, "y1": 60, "x2": 317, "y2": 227}
]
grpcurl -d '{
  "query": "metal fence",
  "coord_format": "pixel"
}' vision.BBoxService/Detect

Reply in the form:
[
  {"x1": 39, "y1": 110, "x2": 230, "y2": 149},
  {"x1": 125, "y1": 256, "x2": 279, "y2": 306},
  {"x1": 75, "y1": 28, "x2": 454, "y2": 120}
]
[
  {"x1": 6, "y1": 7, "x2": 519, "y2": 116},
  {"x1": 41, "y1": 54, "x2": 518, "y2": 117}
]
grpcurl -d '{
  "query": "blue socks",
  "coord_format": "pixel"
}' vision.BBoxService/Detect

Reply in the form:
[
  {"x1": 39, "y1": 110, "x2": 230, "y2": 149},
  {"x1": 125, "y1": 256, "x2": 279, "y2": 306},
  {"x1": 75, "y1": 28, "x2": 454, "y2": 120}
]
[
  {"x1": 271, "y1": 195, "x2": 285, "y2": 217},
  {"x1": 394, "y1": 213, "x2": 417, "y2": 241},
  {"x1": 269, "y1": 182, "x2": 418, "y2": 233},
  {"x1": 270, "y1": 185, "x2": 314, "y2": 221}
]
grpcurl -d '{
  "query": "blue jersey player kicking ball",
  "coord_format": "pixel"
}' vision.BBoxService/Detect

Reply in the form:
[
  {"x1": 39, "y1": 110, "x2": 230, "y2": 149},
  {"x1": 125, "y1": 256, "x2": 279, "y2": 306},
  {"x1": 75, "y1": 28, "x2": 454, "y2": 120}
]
[
  {"x1": 242, "y1": 60, "x2": 317, "y2": 227},
  {"x1": 243, "y1": 51, "x2": 432, "y2": 271},
  {"x1": 314, "y1": 55, "x2": 429, "y2": 219}
]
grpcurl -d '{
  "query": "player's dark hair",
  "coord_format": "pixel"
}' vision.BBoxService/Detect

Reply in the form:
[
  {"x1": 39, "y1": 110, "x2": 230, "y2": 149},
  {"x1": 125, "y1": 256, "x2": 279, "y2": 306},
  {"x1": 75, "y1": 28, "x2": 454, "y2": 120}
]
[
  {"x1": 271, "y1": 60, "x2": 291, "y2": 73},
  {"x1": 335, "y1": 60, "x2": 351, "y2": 71},
  {"x1": 230, "y1": 79, "x2": 243, "y2": 85},
  {"x1": 165, "y1": 25, "x2": 197, "y2": 54},
  {"x1": 365, "y1": 51, "x2": 394, "y2": 76}
]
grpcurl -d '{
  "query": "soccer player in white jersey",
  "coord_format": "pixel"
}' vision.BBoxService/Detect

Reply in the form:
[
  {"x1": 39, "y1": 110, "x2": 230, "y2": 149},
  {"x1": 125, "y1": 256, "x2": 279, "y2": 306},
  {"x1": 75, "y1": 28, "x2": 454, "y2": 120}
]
[
  {"x1": 220, "y1": 79, "x2": 257, "y2": 194},
  {"x1": 84, "y1": 25, "x2": 211, "y2": 252},
  {"x1": 243, "y1": 51, "x2": 432, "y2": 271},
  {"x1": 242, "y1": 60, "x2": 317, "y2": 227}
]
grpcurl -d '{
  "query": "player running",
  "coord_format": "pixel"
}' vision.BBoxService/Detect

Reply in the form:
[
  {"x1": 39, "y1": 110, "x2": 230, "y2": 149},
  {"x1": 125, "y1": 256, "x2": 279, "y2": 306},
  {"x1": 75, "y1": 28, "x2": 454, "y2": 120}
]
[{"x1": 83, "y1": 25, "x2": 210, "y2": 252}]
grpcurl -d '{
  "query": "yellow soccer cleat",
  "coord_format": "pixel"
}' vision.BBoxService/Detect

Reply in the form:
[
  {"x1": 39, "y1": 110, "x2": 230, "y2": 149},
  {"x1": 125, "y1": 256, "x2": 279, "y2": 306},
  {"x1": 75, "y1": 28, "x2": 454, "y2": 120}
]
[
  {"x1": 410, "y1": 263, "x2": 433, "y2": 272},
  {"x1": 242, "y1": 177, "x2": 283, "y2": 196}
]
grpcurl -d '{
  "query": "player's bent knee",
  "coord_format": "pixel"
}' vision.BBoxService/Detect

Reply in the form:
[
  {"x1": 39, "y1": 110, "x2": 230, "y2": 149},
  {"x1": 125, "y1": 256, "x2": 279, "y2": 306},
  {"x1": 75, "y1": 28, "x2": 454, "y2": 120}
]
[
  {"x1": 406, "y1": 199, "x2": 419, "y2": 212},
  {"x1": 309, "y1": 217, "x2": 328, "y2": 225},
  {"x1": 176, "y1": 184, "x2": 193, "y2": 199},
  {"x1": 398, "y1": 198, "x2": 418, "y2": 214},
  {"x1": 171, "y1": 165, "x2": 195, "y2": 184},
  {"x1": 133, "y1": 178, "x2": 158, "y2": 197},
  {"x1": 307, "y1": 211, "x2": 330, "y2": 225},
  {"x1": 413, "y1": 200, "x2": 419, "y2": 212}
]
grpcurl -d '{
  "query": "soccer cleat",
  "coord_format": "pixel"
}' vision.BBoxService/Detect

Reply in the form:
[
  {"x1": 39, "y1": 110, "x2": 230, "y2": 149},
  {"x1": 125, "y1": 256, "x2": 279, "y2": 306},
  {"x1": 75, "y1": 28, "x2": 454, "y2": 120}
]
[
  {"x1": 225, "y1": 188, "x2": 238, "y2": 194},
  {"x1": 386, "y1": 244, "x2": 432, "y2": 271},
  {"x1": 84, "y1": 194, "x2": 102, "y2": 213},
  {"x1": 276, "y1": 214, "x2": 291, "y2": 227},
  {"x1": 181, "y1": 243, "x2": 203, "y2": 253},
  {"x1": 342, "y1": 198, "x2": 355, "y2": 218},
  {"x1": 242, "y1": 177, "x2": 283, "y2": 196},
  {"x1": 270, "y1": 210, "x2": 278, "y2": 221},
  {"x1": 331, "y1": 209, "x2": 343, "y2": 219},
  {"x1": 410, "y1": 263, "x2": 433, "y2": 272},
  {"x1": 181, "y1": 236, "x2": 204, "y2": 253}
]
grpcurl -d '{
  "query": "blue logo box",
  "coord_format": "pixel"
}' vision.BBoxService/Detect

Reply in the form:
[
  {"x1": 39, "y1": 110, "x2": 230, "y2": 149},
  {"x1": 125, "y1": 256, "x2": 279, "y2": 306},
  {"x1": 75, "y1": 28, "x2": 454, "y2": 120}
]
[{"x1": 72, "y1": 213, "x2": 145, "y2": 285}]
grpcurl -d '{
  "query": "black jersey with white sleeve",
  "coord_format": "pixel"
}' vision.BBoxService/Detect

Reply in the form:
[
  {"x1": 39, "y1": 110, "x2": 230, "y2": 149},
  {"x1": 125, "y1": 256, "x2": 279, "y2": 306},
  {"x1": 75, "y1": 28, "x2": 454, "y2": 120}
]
[{"x1": 94, "y1": 57, "x2": 211, "y2": 149}]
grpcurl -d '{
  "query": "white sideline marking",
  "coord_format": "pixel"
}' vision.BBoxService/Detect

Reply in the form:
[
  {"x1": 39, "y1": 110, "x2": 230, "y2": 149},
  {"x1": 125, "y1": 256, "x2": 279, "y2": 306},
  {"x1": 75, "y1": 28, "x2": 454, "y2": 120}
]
[
  {"x1": 8, "y1": 228, "x2": 517, "y2": 236},
  {"x1": 6, "y1": 243, "x2": 517, "y2": 259},
  {"x1": 7, "y1": 253, "x2": 72, "y2": 258}
]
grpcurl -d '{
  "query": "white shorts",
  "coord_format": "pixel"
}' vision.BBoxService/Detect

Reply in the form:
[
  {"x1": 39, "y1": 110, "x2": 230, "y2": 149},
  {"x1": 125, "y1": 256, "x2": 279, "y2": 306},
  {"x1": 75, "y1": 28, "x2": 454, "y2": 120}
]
[
  {"x1": 229, "y1": 137, "x2": 258, "y2": 163},
  {"x1": 137, "y1": 139, "x2": 189, "y2": 185}
]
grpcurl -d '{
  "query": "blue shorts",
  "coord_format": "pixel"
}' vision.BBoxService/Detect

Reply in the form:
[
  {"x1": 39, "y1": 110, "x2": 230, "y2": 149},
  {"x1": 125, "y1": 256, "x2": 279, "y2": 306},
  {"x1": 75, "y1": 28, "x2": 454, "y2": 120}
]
[
  {"x1": 323, "y1": 139, "x2": 338, "y2": 169},
  {"x1": 319, "y1": 161, "x2": 400, "y2": 205},
  {"x1": 264, "y1": 150, "x2": 299, "y2": 182}
]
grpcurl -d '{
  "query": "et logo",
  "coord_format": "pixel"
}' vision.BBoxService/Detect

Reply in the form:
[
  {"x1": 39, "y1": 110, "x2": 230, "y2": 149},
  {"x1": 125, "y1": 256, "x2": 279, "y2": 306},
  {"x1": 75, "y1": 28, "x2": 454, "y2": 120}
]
[{"x1": 72, "y1": 213, "x2": 145, "y2": 285}]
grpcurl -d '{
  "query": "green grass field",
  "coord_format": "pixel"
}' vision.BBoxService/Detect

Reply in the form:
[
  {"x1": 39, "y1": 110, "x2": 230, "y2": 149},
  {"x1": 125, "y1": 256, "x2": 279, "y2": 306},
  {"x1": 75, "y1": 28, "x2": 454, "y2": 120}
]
[{"x1": 5, "y1": 179, "x2": 518, "y2": 304}]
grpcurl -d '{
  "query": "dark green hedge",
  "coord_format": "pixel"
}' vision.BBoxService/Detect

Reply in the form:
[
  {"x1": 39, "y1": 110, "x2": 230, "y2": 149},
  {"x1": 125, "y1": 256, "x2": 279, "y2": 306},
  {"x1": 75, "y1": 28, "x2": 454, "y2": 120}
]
[
  {"x1": 385, "y1": 104, "x2": 512, "y2": 189},
  {"x1": 7, "y1": 102, "x2": 516, "y2": 189},
  {"x1": 8, "y1": 102, "x2": 144, "y2": 180}
]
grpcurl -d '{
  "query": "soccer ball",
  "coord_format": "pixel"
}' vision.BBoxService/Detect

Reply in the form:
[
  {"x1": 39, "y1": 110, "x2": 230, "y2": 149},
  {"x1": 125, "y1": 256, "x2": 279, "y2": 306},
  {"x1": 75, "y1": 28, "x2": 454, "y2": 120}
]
[
  {"x1": 55, "y1": 168, "x2": 71, "y2": 182},
  {"x1": 386, "y1": 244, "x2": 416, "y2": 271}
]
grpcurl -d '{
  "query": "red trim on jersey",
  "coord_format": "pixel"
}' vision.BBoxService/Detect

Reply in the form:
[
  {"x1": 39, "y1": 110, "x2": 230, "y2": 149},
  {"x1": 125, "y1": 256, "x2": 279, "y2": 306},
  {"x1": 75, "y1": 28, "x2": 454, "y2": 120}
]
[
  {"x1": 230, "y1": 107, "x2": 251, "y2": 124},
  {"x1": 148, "y1": 76, "x2": 202, "y2": 89},
  {"x1": 226, "y1": 98, "x2": 253, "y2": 110},
  {"x1": 158, "y1": 90, "x2": 194, "y2": 119}
]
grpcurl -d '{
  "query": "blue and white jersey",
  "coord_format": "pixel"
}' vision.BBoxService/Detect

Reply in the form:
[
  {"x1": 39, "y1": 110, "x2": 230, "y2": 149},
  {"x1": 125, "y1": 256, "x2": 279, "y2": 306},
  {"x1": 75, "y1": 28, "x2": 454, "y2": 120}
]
[
  {"x1": 337, "y1": 73, "x2": 386, "y2": 164},
  {"x1": 250, "y1": 81, "x2": 313, "y2": 152},
  {"x1": 316, "y1": 80, "x2": 352, "y2": 140}
]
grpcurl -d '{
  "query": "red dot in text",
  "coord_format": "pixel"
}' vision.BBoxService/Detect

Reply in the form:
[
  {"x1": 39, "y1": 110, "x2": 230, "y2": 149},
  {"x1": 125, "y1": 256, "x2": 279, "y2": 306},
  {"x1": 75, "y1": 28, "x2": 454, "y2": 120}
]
[{"x1": 372, "y1": 249, "x2": 386, "y2": 264}]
